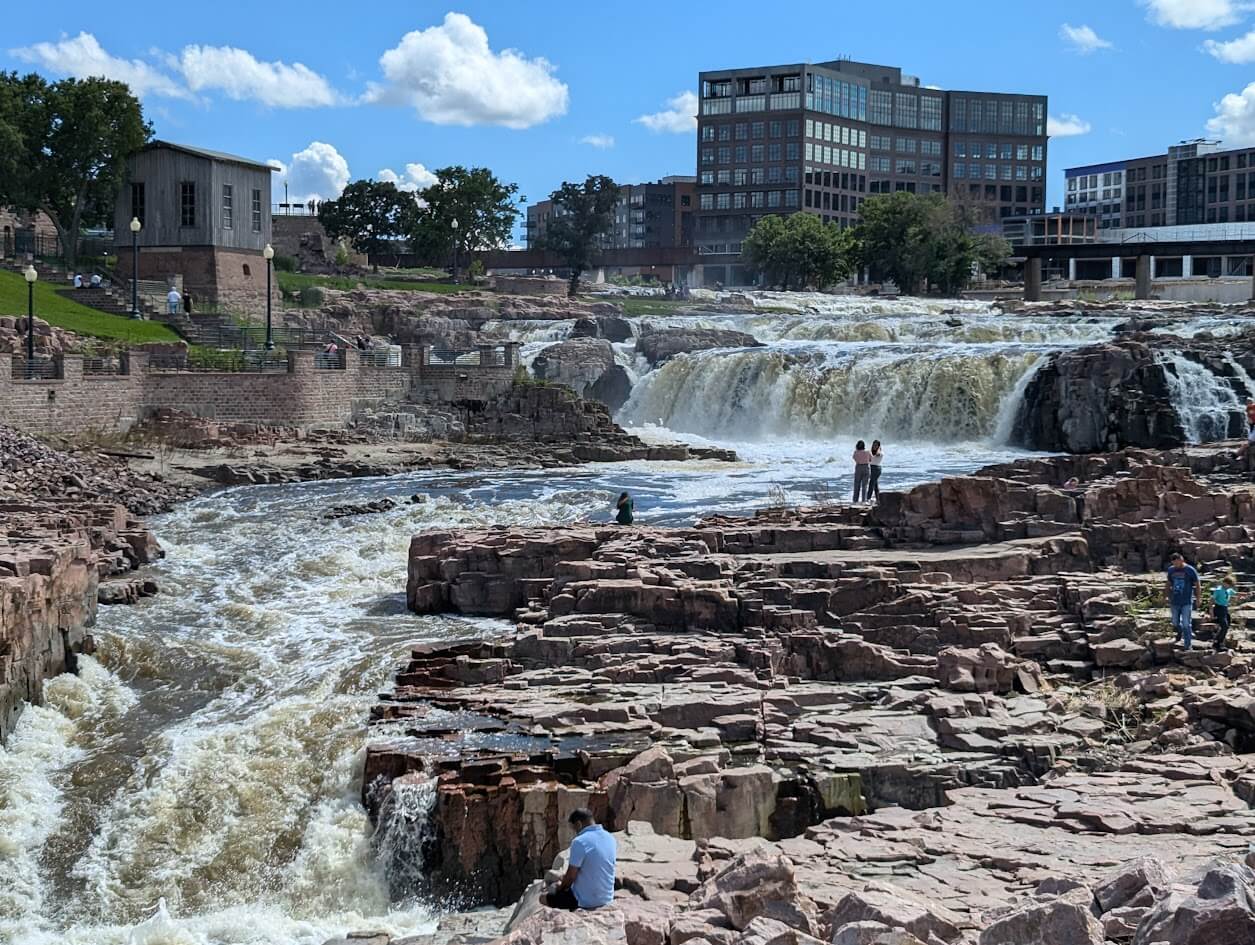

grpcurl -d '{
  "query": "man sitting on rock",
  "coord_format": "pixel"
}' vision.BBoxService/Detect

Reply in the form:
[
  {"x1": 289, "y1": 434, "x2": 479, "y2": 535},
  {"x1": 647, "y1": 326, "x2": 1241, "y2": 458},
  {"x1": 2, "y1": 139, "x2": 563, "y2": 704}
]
[{"x1": 545, "y1": 808, "x2": 617, "y2": 911}]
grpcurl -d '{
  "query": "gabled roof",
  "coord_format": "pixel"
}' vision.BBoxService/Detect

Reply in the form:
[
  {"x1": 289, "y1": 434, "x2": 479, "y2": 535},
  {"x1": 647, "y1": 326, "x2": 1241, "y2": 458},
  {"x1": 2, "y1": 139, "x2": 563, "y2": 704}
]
[{"x1": 138, "y1": 139, "x2": 276, "y2": 172}]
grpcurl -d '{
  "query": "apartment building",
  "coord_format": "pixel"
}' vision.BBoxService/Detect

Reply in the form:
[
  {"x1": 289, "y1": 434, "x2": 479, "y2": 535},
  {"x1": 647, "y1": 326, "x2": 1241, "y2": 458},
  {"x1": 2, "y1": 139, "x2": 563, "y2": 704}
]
[
  {"x1": 695, "y1": 58, "x2": 1047, "y2": 285},
  {"x1": 526, "y1": 177, "x2": 695, "y2": 251},
  {"x1": 1064, "y1": 139, "x2": 1255, "y2": 230}
]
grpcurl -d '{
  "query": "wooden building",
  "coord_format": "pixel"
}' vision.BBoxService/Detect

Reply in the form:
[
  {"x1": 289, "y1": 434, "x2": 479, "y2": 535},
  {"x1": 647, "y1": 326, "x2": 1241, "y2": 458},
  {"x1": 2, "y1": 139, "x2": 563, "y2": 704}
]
[{"x1": 114, "y1": 140, "x2": 276, "y2": 314}]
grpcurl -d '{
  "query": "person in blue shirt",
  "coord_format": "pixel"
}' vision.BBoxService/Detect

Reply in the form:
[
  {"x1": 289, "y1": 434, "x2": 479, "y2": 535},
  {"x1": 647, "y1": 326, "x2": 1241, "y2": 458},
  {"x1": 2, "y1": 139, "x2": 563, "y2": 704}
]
[
  {"x1": 1165, "y1": 552, "x2": 1201, "y2": 651},
  {"x1": 545, "y1": 808, "x2": 617, "y2": 911},
  {"x1": 1212, "y1": 575, "x2": 1238, "y2": 651}
]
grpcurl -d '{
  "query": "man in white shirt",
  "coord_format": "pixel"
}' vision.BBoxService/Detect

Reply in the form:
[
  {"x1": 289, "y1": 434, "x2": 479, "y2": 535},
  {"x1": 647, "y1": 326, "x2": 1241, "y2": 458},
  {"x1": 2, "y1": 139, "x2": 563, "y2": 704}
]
[{"x1": 167, "y1": 287, "x2": 181, "y2": 315}]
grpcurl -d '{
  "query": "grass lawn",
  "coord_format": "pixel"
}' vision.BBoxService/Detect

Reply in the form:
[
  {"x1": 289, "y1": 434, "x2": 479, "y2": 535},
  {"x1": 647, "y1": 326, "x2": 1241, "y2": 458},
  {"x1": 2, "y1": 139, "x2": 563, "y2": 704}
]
[
  {"x1": 277, "y1": 270, "x2": 472, "y2": 297},
  {"x1": 0, "y1": 269, "x2": 181, "y2": 345}
]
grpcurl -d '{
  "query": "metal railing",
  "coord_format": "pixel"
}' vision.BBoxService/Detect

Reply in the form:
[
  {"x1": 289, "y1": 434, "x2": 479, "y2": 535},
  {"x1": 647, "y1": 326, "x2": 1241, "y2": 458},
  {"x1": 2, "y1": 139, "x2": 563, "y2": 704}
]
[
  {"x1": 82, "y1": 357, "x2": 126, "y2": 376},
  {"x1": 188, "y1": 323, "x2": 331, "y2": 350},
  {"x1": 427, "y1": 349, "x2": 482, "y2": 366},
  {"x1": 11, "y1": 357, "x2": 61, "y2": 380},
  {"x1": 148, "y1": 351, "x2": 289, "y2": 373},
  {"x1": 313, "y1": 350, "x2": 345, "y2": 370}
]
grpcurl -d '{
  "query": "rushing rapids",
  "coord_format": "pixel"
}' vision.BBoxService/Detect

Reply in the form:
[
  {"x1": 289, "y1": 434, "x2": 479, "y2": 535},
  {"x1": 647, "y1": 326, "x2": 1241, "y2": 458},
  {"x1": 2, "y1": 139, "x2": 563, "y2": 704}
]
[{"x1": 7, "y1": 294, "x2": 1255, "y2": 945}]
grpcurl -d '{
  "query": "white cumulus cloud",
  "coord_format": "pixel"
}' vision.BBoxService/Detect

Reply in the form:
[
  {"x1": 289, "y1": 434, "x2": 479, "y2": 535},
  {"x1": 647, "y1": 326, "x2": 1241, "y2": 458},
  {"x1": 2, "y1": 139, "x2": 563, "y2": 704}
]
[
  {"x1": 10, "y1": 31, "x2": 187, "y2": 98},
  {"x1": 1142, "y1": 0, "x2": 1246, "y2": 30},
  {"x1": 178, "y1": 45, "x2": 337, "y2": 107},
  {"x1": 580, "y1": 134, "x2": 615, "y2": 149},
  {"x1": 1204, "y1": 29, "x2": 1255, "y2": 62},
  {"x1": 276, "y1": 141, "x2": 351, "y2": 202},
  {"x1": 1048, "y1": 113, "x2": 1092, "y2": 137},
  {"x1": 634, "y1": 91, "x2": 698, "y2": 134},
  {"x1": 378, "y1": 163, "x2": 438, "y2": 192},
  {"x1": 365, "y1": 12, "x2": 568, "y2": 128},
  {"x1": 1059, "y1": 23, "x2": 1113, "y2": 53},
  {"x1": 1207, "y1": 81, "x2": 1255, "y2": 144}
]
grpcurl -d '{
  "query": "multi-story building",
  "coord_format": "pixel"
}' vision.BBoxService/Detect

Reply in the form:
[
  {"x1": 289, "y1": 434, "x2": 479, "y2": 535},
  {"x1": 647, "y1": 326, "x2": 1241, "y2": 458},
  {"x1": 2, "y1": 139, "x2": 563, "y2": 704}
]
[
  {"x1": 1064, "y1": 139, "x2": 1255, "y2": 230},
  {"x1": 526, "y1": 177, "x2": 695, "y2": 251},
  {"x1": 695, "y1": 58, "x2": 1047, "y2": 285}
]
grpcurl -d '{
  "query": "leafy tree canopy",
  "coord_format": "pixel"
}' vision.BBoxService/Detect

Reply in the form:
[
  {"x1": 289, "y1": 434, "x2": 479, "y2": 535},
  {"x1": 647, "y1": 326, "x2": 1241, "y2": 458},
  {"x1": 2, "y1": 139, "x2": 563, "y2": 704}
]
[
  {"x1": 743, "y1": 212, "x2": 856, "y2": 290},
  {"x1": 539, "y1": 175, "x2": 619, "y2": 297},
  {"x1": 408, "y1": 165, "x2": 519, "y2": 269},
  {"x1": 316, "y1": 178, "x2": 418, "y2": 265}
]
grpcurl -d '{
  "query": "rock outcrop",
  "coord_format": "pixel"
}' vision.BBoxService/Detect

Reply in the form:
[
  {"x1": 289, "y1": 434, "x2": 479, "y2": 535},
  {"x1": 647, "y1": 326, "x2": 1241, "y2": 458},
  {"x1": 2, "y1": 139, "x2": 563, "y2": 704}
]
[
  {"x1": 531, "y1": 338, "x2": 632, "y2": 411},
  {"x1": 636, "y1": 328, "x2": 763, "y2": 366}
]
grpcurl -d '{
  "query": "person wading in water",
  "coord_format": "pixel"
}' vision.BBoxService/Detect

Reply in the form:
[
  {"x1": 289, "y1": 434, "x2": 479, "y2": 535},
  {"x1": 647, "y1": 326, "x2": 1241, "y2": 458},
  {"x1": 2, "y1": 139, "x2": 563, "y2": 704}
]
[{"x1": 615, "y1": 492, "x2": 634, "y2": 525}]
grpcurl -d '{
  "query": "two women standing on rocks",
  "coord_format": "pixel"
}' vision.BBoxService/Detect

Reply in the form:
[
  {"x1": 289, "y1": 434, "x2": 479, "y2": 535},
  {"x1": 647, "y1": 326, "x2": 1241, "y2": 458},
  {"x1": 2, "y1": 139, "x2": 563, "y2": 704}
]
[{"x1": 852, "y1": 440, "x2": 884, "y2": 504}]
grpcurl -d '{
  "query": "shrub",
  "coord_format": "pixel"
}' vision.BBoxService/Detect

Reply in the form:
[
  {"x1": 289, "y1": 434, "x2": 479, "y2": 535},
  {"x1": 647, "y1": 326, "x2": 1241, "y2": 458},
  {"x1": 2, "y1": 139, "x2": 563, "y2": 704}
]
[
  {"x1": 298, "y1": 285, "x2": 324, "y2": 307},
  {"x1": 334, "y1": 240, "x2": 351, "y2": 267},
  {"x1": 272, "y1": 254, "x2": 297, "y2": 272},
  {"x1": 468, "y1": 259, "x2": 485, "y2": 280}
]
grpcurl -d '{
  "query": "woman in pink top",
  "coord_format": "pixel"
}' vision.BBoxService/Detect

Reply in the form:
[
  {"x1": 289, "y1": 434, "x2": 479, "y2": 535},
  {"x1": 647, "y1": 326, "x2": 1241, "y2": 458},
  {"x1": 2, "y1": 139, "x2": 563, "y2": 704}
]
[{"x1": 852, "y1": 440, "x2": 872, "y2": 503}]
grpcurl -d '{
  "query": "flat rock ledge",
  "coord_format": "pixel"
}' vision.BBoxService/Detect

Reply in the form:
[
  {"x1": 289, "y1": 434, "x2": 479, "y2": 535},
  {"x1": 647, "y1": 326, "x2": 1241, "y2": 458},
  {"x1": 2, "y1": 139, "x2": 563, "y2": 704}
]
[{"x1": 362, "y1": 441, "x2": 1255, "y2": 945}]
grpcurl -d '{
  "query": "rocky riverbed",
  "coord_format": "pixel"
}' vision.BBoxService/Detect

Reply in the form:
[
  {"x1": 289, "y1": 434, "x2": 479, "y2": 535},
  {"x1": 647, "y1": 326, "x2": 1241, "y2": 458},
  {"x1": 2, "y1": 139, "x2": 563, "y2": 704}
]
[{"x1": 362, "y1": 441, "x2": 1255, "y2": 945}]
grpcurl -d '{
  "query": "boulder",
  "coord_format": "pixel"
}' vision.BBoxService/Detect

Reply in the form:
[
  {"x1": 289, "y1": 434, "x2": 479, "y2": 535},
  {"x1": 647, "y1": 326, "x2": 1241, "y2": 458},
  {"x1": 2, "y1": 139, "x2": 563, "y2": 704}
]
[
  {"x1": 1093, "y1": 857, "x2": 1172, "y2": 913},
  {"x1": 688, "y1": 851, "x2": 814, "y2": 933},
  {"x1": 820, "y1": 884, "x2": 962, "y2": 943},
  {"x1": 977, "y1": 895, "x2": 1103, "y2": 945},
  {"x1": 936, "y1": 643, "x2": 1037, "y2": 694},
  {"x1": 830, "y1": 921, "x2": 928, "y2": 945},
  {"x1": 636, "y1": 328, "x2": 762, "y2": 366},
  {"x1": 1133, "y1": 862, "x2": 1255, "y2": 945}
]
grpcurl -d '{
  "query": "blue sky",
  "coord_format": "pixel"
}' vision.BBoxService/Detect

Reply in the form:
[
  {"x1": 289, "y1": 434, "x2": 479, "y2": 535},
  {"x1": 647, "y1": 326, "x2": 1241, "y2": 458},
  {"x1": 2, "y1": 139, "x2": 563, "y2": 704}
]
[{"x1": 6, "y1": 0, "x2": 1255, "y2": 240}]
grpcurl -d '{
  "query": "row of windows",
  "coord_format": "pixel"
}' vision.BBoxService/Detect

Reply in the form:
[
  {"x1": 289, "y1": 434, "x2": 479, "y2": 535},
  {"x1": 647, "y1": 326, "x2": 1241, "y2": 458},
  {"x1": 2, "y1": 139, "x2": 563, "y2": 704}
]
[
  {"x1": 132, "y1": 181, "x2": 263, "y2": 232},
  {"x1": 806, "y1": 119, "x2": 866, "y2": 150},
  {"x1": 805, "y1": 73, "x2": 867, "y2": 121},
  {"x1": 949, "y1": 97, "x2": 1044, "y2": 136},
  {"x1": 805, "y1": 170, "x2": 866, "y2": 191},
  {"x1": 804, "y1": 144, "x2": 867, "y2": 170},
  {"x1": 866, "y1": 88, "x2": 944, "y2": 131},
  {"x1": 805, "y1": 190, "x2": 864, "y2": 213},
  {"x1": 700, "y1": 166, "x2": 802, "y2": 186},
  {"x1": 954, "y1": 163, "x2": 1043, "y2": 181},
  {"x1": 870, "y1": 137, "x2": 944, "y2": 156},
  {"x1": 701, "y1": 119, "x2": 801, "y2": 142},
  {"x1": 959, "y1": 142, "x2": 1043, "y2": 161},
  {"x1": 699, "y1": 190, "x2": 802, "y2": 209},
  {"x1": 869, "y1": 180, "x2": 944, "y2": 195},
  {"x1": 701, "y1": 143, "x2": 802, "y2": 164}
]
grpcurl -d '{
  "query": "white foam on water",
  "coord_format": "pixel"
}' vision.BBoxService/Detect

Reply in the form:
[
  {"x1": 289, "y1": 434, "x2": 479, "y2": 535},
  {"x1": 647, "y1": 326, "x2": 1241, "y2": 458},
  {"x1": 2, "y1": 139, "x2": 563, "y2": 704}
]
[{"x1": 1159, "y1": 353, "x2": 1252, "y2": 443}]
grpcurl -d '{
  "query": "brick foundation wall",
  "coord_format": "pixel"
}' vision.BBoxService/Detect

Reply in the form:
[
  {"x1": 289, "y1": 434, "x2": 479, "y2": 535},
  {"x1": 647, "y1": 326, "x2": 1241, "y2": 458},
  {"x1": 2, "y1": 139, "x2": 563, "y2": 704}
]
[
  {"x1": 116, "y1": 245, "x2": 279, "y2": 316},
  {"x1": 0, "y1": 348, "x2": 505, "y2": 435}
]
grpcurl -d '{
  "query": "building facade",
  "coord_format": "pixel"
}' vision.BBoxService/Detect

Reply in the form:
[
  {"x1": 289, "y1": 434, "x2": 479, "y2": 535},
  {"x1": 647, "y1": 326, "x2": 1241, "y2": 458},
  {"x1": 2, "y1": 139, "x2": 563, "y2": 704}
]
[
  {"x1": 526, "y1": 177, "x2": 695, "y2": 251},
  {"x1": 695, "y1": 58, "x2": 1047, "y2": 285},
  {"x1": 114, "y1": 140, "x2": 275, "y2": 315},
  {"x1": 1063, "y1": 139, "x2": 1255, "y2": 231}
]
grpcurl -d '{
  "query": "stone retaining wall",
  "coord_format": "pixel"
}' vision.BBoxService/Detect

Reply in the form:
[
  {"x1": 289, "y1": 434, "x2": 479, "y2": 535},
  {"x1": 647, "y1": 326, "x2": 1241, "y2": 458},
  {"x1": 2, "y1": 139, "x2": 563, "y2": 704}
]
[{"x1": 0, "y1": 346, "x2": 518, "y2": 434}]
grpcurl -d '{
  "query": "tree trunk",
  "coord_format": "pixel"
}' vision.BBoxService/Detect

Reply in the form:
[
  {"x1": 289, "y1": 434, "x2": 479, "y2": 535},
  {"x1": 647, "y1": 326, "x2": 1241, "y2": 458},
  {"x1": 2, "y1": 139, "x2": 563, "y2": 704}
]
[{"x1": 568, "y1": 268, "x2": 581, "y2": 298}]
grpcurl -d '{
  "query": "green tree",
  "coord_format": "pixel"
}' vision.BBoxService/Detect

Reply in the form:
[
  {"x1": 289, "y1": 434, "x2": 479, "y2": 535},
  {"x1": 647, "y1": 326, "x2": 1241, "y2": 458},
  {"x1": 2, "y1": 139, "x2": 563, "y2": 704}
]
[
  {"x1": 317, "y1": 178, "x2": 417, "y2": 269},
  {"x1": 410, "y1": 166, "x2": 519, "y2": 275},
  {"x1": 0, "y1": 74, "x2": 150, "y2": 268},
  {"x1": 539, "y1": 175, "x2": 619, "y2": 296},
  {"x1": 856, "y1": 192, "x2": 1009, "y2": 296},
  {"x1": 744, "y1": 212, "x2": 856, "y2": 289}
]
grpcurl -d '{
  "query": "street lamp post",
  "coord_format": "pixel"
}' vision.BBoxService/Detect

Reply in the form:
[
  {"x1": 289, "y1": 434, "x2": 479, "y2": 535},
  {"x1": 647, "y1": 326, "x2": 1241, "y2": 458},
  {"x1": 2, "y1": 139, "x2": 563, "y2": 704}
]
[
  {"x1": 129, "y1": 217, "x2": 142, "y2": 318},
  {"x1": 263, "y1": 243, "x2": 275, "y2": 350},
  {"x1": 24, "y1": 264, "x2": 37, "y2": 378},
  {"x1": 450, "y1": 218, "x2": 460, "y2": 283}
]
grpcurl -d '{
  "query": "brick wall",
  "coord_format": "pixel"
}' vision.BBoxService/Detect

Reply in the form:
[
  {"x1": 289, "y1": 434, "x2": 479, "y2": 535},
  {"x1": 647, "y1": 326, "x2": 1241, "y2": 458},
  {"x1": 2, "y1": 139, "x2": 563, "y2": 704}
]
[{"x1": 0, "y1": 348, "x2": 509, "y2": 435}]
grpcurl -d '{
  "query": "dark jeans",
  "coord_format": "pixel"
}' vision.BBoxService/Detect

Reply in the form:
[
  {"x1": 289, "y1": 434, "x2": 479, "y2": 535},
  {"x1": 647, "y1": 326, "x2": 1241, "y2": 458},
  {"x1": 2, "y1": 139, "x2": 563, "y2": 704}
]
[
  {"x1": 853, "y1": 464, "x2": 870, "y2": 502},
  {"x1": 1214, "y1": 605, "x2": 1231, "y2": 650},
  {"x1": 868, "y1": 464, "x2": 882, "y2": 501},
  {"x1": 545, "y1": 888, "x2": 579, "y2": 911}
]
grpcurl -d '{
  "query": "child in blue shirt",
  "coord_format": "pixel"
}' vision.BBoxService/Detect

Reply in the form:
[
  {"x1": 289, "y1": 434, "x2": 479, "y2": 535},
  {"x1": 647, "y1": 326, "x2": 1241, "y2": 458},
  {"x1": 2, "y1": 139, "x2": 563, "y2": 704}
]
[{"x1": 1213, "y1": 576, "x2": 1238, "y2": 651}]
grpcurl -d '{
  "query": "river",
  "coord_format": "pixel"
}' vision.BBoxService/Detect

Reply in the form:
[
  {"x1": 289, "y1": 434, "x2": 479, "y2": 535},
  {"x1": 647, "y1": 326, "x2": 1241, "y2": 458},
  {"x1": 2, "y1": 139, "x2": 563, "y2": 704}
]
[{"x1": 0, "y1": 295, "x2": 1246, "y2": 944}]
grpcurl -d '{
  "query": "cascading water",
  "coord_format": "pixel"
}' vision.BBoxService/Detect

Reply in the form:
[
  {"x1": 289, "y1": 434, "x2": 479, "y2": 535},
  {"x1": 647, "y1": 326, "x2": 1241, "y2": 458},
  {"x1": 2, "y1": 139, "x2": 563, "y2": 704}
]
[
  {"x1": 370, "y1": 776, "x2": 439, "y2": 902},
  {"x1": 1159, "y1": 353, "x2": 1252, "y2": 443}
]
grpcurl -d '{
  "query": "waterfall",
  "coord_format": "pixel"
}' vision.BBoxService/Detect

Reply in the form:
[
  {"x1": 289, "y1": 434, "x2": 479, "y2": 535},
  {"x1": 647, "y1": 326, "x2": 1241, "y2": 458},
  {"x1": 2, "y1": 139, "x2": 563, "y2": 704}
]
[
  {"x1": 619, "y1": 345, "x2": 1047, "y2": 442},
  {"x1": 371, "y1": 774, "x2": 438, "y2": 903},
  {"x1": 1159, "y1": 353, "x2": 1252, "y2": 444}
]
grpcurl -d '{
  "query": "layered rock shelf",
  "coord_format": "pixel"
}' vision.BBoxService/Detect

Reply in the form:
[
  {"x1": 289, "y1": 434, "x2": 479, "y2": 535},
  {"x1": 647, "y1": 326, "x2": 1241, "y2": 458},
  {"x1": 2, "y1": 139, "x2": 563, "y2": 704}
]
[
  {"x1": 364, "y1": 442, "x2": 1255, "y2": 944},
  {"x1": 0, "y1": 425, "x2": 179, "y2": 741}
]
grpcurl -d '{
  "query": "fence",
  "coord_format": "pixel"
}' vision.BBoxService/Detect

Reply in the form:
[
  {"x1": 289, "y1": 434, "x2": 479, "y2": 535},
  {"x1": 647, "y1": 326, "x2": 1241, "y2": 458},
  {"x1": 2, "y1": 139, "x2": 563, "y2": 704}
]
[
  {"x1": 428, "y1": 349, "x2": 484, "y2": 367},
  {"x1": 313, "y1": 350, "x2": 346, "y2": 370},
  {"x1": 10, "y1": 357, "x2": 62, "y2": 380},
  {"x1": 81, "y1": 357, "x2": 127, "y2": 376}
]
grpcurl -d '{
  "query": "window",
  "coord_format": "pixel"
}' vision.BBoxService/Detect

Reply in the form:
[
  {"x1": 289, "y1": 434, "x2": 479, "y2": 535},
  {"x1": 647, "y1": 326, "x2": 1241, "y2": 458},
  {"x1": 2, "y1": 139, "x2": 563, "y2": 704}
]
[
  {"x1": 895, "y1": 137, "x2": 916, "y2": 153},
  {"x1": 954, "y1": 163, "x2": 966, "y2": 179},
  {"x1": 701, "y1": 148, "x2": 715, "y2": 165},
  {"x1": 1016, "y1": 144, "x2": 1028, "y2": 161},
  {"x1": 786, "y1": 120, "x2": 799, "y2": 137},
  {"x1": 986, "y1": 143, "x2": 998, "y2": 159},
  {"x1": 896, "y1": 159, "x2": 915, "y2": 174},
  {"x1": 716, "y1": 169, "x2": 731, "y2": 184},
  {"x1": 221, "y1": 183, "x2": 234, "y2": 229},
  {"x1": 1000, "y1": 165, "x2": 1012, "y2": 180},
  {"x1": 735, "y1": 123, "x2": 748, "y2": 140},
  {"x1": 734, "y1": 168, "x2": 748, "y2": 185},
  {"x1": 130, "y1": 182, "x2": 145, "y2": 226},
  {"x1": 953, "y1": 142, "x2": 966, "y2": 158},
  {"x1": 699, "y1": 193, "x2": 714, "y2": 209},
  {"x1": 735, "y1": 145, "x2": 748, "y2": 162},
  {"x1": 717, "y1": 147, "x2": 731, "y2": 164},
  {"x1": 767, "y1": 166, "x2": 782, "y2": 183},
  {"x1": 869, "y1": 88, "x2": 892, "y2": 125},
  {"x1": 766, "y1": 191, "x2": 782, "y2": 208},
  {"x1": 1015, "y1": 166, "x2": 1027, "y2": 181},
  {"x1": 750, "y1": 167, "x2": 765, "y2": 184},
  {"x1": 784, "y1": 189, "x2": 800, "y2": 207},
  {"x1": 716, "y1": 193, "x2": 731, "y2": 209},
  {"x1": 1000, "y1": 144, "x2": 1012, "y2": 160},
  {"x1": 733, "y1": 192, "x2": 747, "y2": 209},
  {"x1": 700, "y1": 170, "x2": 715, "y2": 185},
  {"x1": 1032, "y1": 145, "x2": 1044, "y2": 161},
  {"x1": 785, "y1": 142, "x2": 800, "y2": 161},
  {"x1": 893, "y1": 92, "x2": 917, "y2": 129},
  {"x1": 751, "y1": 122, "x2": 765, "y2": 138},
  {"x1": 769, "y1": 121, "x2": 782, "y2": 138},
  {"x1": 805, "y1": 143, "x2": 813, "y2": 161},
  {"x1": 750, "y1": 191, "x2": 764, "y2": 208},
  {"x1": 784, "y1": 166, "x2": 799, "y2": 183},
  {"x1": 180, "y1": 181, "x2": 196, "y2": 227},
  {"x1": 751, "y1": 144, "x2": 765, "y2": 162},
  {"x1": 702, "y1": 126, "x2": 716, "y2": 141},
  {"x1": 717, "y1": 125, "x2": 731, "y2": 141},
  {"x1": 984, "y1": 164, "x2": 997, "y2": 180},
  {"x1": 251, "y1": 188, "x2": 262, "y2": 232},
  {"x1": 871, "y1": 135, "x2": 891, "y2": 150},
  {"x1": 804, "y1": 119, "x2": 814, "y2": 138},
  {"x1": 920, "y1": 95, "x2": 942, "y2": 131},
  {"x1": 767, "y1": 143, "x2": 782, "y2": 161}
]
